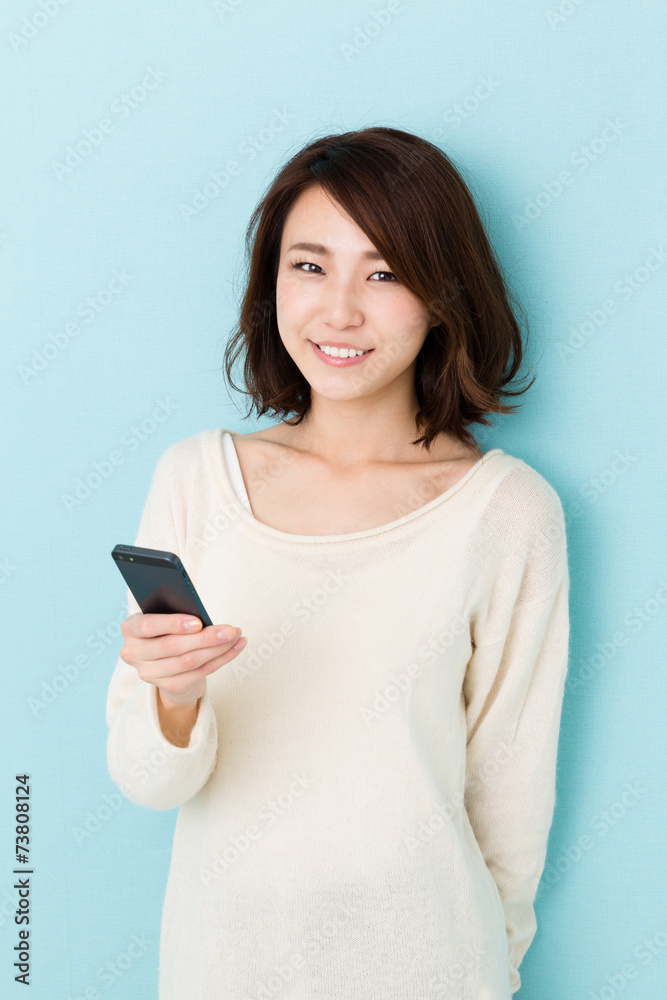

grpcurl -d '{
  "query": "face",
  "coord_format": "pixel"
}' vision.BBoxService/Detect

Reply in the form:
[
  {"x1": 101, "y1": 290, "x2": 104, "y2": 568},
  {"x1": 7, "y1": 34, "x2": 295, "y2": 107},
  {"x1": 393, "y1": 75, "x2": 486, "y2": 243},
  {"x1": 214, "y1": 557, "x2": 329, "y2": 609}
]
[{"x1": 275, "y1": 184, "x2": 433, "y2": 402}]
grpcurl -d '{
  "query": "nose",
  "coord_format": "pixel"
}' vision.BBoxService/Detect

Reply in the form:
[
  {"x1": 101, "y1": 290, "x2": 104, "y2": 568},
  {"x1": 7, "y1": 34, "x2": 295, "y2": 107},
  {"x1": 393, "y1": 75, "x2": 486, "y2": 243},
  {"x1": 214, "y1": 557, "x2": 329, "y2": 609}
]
[{"x1": 320, "y1": 276, "x2": 363, "y2": 330}]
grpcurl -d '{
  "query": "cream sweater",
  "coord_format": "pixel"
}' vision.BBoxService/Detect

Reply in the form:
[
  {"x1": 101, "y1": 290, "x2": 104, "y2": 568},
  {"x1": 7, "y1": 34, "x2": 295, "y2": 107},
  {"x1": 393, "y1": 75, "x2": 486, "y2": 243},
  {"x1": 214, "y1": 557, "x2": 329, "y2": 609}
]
[{"x1": 106, "y1": 427, "x2": 570, "y2": 1000}]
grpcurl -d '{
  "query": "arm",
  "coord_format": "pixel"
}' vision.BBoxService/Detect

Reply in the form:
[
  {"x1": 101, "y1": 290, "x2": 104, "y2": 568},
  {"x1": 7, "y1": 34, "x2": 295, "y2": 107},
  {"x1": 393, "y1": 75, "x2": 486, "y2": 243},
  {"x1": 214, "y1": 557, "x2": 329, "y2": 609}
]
[
  {"x1": 157, "y1": 691, "x2": 200, "y2": 747},
  {"x1": 463, "y1": 476, "x2": 570, "y2": 993},
  {"x1": 105, "y1": 442, "x2": 219, "y2": 811}
]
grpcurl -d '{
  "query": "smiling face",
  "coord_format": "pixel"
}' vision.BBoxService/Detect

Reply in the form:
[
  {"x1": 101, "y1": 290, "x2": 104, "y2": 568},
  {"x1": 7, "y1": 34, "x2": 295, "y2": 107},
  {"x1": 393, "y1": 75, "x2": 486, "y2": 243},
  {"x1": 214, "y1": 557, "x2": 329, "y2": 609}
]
[{"x1": 275, "y1": 183, "x2": 433, "y2": 403}]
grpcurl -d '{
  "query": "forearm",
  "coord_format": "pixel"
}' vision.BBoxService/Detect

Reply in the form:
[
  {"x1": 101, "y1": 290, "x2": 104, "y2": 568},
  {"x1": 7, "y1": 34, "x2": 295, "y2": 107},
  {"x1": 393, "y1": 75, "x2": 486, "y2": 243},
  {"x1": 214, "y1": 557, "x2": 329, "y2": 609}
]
[
  {"x1": 107, "y1": 663, "x2": 219, "y2": 810},
  {"x1": 157, "y1": 690, "x2": 201, "y2": 747}
]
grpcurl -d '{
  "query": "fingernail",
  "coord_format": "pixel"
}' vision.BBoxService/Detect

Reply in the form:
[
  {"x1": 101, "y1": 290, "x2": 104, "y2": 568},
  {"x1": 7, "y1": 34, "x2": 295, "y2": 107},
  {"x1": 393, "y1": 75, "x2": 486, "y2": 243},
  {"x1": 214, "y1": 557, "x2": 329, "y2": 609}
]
[
  {"x1": 232, "y1": 636, "x2": 247, "y2": 650},
  {"x1": 217, "y1": 625, "x2": 237, "y2": 640},
  {"x1": 184, "y1": 619, "x2": 202, "y2": 631}
]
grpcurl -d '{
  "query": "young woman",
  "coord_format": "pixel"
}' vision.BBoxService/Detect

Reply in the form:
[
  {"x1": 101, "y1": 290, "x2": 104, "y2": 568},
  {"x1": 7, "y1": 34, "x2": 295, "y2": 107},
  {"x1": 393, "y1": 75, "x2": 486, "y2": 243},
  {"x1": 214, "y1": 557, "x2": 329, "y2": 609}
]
[{"x1": 107, "y1": 126, "x2": 570, "y2": 1000}]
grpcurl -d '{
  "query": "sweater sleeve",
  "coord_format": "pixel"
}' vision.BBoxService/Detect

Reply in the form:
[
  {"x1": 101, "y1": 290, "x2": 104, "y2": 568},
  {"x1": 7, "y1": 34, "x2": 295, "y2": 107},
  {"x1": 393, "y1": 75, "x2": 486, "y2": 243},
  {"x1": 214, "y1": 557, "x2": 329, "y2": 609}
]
[
  {"x1": 105, "y1": 441, "x2": 219, "y2": 811},
  {"x1": 463, "y1": 471, "x2": 570, "y2": 993}
]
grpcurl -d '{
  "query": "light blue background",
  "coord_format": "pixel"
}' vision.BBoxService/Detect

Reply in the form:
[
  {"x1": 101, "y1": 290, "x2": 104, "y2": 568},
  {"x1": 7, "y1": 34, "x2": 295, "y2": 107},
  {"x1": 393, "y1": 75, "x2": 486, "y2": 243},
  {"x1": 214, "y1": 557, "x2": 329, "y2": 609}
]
[{"x1": 1, "y1": 1, "x2": 666, "y2": 997}]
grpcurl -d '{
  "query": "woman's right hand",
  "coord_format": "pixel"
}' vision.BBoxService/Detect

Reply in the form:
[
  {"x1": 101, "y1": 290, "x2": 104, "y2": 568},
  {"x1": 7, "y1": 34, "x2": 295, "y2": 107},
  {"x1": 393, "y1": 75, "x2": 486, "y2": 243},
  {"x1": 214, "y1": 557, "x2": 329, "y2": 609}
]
[{"x1": 119, "y1": 612, "x2": 247, "y2": 707}]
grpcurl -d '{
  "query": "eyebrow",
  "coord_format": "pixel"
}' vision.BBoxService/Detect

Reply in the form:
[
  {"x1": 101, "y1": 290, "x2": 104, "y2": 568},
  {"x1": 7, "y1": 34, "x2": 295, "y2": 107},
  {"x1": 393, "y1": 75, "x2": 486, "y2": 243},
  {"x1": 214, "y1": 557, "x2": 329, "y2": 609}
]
[{"x1": 287, "y1": 241, "x2": 385, "y2": 261}]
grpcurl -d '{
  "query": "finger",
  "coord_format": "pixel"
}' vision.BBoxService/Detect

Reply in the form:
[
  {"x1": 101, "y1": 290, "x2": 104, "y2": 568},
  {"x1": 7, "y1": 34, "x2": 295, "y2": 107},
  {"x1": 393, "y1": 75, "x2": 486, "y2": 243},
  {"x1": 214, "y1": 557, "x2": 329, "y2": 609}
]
[
  {"x1": 199, "y1": 639, "x2": 248, "y2": 675},
  {"x1": 124, "y1": 612, "x2": 208, "y2": 639},
  {"x1": 137, "y1": 633, "x2": 244, "y2": 682},
  {"x1": 131, "y1": 623, "x2": 240, "y2": 665}
]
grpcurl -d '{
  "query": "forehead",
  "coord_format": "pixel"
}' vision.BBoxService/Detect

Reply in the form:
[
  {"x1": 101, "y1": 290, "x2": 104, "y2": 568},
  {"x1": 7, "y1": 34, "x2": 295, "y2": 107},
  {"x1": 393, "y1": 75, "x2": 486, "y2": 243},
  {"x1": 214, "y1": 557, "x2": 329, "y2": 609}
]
[{"x1": 280, "y1": 185, "x2": 380, "y2": 255}]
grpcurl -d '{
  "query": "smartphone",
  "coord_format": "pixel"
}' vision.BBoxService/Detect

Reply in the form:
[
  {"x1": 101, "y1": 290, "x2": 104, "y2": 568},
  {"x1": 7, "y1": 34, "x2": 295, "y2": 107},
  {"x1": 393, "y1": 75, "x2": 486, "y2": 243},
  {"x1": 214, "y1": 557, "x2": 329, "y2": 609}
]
[{"x1": 111, "y1": 544, "x2": 214, "y2": 627}]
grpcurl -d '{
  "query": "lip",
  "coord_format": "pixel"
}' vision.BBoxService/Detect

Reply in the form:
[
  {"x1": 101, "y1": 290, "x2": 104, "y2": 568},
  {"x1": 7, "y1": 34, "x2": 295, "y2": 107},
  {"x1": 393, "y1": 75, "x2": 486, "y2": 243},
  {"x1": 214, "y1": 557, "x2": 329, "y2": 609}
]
[
  {"x1": 312, "y1": 339, "x2": 372, "y2": 351},
  {"x1": 309, "y1": 340, "x2": 374, "y2": 367}
]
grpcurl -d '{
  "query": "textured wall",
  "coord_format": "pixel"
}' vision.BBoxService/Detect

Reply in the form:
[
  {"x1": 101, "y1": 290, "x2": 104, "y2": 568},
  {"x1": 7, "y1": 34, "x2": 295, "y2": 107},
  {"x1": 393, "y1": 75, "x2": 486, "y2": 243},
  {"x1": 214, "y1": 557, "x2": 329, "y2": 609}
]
[{"x1": 2, "y1": 1, "x2": 665, "y2": 997}]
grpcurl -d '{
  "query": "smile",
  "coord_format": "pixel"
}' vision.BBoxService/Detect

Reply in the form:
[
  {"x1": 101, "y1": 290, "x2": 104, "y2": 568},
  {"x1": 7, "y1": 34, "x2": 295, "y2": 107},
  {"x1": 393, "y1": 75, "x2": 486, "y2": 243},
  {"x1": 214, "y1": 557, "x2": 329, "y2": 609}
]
[{"x1": 309, "y1": 341, "x2": 374, "y2": 367}]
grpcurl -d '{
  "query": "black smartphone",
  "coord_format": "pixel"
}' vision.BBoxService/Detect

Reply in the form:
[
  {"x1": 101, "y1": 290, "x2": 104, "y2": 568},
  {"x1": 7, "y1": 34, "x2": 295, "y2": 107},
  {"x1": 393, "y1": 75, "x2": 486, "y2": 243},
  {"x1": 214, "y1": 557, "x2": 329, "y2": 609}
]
[{"x1": 111, "y1": 544, "x2": 214, "y2": 627}]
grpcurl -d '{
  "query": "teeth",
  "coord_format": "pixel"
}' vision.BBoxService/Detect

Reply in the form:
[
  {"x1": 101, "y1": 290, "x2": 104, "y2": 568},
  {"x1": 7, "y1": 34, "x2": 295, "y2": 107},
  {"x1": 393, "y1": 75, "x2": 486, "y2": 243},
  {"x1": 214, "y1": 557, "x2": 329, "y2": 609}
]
[{"x1": 316, "y1": 344, "x2": 369, "y2": 358}]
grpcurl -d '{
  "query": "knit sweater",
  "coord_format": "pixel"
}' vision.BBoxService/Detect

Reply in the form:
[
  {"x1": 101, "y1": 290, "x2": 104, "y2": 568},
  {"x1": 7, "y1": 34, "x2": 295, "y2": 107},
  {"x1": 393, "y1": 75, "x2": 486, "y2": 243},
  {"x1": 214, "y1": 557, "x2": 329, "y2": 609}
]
[{"x1": 105, "y1": 427, "x2": 570, "y2": 1000}]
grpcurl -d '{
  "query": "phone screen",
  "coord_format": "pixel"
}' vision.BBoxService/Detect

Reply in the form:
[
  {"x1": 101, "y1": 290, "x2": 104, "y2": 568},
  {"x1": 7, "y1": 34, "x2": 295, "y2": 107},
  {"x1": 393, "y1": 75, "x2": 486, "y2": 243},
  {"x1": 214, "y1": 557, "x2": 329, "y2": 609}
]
[{"x1": 111, "y1": 544, "x2": 214, "y2": 626}]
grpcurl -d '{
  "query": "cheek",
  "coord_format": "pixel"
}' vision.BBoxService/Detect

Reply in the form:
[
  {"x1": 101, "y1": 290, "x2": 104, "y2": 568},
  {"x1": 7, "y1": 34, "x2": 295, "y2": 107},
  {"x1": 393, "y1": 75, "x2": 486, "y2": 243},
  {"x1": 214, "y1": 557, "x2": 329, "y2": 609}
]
[
  {"x1": 275, "y1": 275, "x2": 287, "y2": 315},
  {"x1": 276, "y1": 277, "x2": 310, "y2": 327},
  {"x1": 380, "y1": 293, "x2": 430, "y2": 341}
]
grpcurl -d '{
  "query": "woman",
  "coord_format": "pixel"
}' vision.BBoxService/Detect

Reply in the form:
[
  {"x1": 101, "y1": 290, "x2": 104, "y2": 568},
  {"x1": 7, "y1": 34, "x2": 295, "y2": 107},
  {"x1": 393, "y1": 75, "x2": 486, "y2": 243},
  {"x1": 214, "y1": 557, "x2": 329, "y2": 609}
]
[{"x1": 106, "y1": 126, "x2": 570, "y2": 999}]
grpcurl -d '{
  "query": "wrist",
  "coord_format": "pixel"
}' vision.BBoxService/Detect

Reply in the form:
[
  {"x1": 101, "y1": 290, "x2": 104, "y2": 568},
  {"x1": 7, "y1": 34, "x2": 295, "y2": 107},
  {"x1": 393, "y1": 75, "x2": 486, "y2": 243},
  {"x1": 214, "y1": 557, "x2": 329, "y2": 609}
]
[
  {"x1": 157, "y1": 688, "x2": 201, "y2": 713},
  {"x1": 156, "y1": 689, "x2": 201, "y2": 748}
]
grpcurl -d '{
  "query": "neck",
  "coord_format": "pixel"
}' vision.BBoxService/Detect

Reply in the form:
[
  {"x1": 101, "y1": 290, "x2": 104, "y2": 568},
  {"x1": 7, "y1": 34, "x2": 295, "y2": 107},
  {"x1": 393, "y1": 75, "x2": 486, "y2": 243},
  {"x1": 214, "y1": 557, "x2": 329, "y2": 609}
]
[{"x1": 283, "y1": 391, "x2": 472, "y2": 470}]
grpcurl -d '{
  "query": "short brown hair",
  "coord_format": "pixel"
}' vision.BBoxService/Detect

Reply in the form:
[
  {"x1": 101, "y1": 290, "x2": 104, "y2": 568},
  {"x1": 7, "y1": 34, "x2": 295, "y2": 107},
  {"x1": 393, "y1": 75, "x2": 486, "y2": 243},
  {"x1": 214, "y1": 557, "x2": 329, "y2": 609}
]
[{"x1": 223, "y1": 125, "x2": 535, "y2": 452}]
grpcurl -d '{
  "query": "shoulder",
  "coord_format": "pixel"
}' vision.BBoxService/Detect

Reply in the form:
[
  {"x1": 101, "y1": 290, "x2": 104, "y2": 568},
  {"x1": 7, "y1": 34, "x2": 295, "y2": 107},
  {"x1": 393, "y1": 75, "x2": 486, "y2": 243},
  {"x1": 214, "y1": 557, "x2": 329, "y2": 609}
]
[
  {"x1": 482, "y1": 451, "x2": 566, "y2": 539},
  {"x1": 147, "y1": 428, "x2": 226, "y2": 496},
  {"x1": 464, "y1": 454, "x2": 570, "y2": 641},
  {"x1": 472, "y1": 451, "x2": 569, "y2": 595},
  {"x1": 151, "y1": 425, "x2": 292, "y2": 493},
  {"x1": 154, "y1": 428, "x2": 224, "y2": 469}
]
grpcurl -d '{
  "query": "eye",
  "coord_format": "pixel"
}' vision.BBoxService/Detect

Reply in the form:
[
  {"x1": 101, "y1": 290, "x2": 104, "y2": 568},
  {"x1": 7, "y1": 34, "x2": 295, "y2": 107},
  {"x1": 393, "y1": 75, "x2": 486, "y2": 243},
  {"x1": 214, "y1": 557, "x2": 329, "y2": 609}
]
[
  {"x1": 369, "y1": 271, "x2": 397, "y2": 282},
  {"x1": 291, "y1": 260, "x2": 323, "y2": 274},
  {"x1": 290, "y1": 260, "x2": 397, "y2": 281}
]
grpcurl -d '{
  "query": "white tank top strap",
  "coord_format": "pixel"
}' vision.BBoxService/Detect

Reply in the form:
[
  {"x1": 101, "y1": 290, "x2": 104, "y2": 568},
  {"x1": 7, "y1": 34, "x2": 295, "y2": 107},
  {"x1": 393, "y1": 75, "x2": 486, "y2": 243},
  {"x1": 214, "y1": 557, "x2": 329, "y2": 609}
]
[{"x1": 221, "y1": 431, "x2": 253, "y2": 514}]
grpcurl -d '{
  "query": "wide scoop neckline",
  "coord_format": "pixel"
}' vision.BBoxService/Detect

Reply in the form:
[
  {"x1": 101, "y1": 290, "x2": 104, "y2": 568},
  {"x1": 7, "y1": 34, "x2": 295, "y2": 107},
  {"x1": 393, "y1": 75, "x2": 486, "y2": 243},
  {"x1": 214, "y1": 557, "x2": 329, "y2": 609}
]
[{"x1": 211, "y1": 427, "x2": 505, "y2": 546}]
